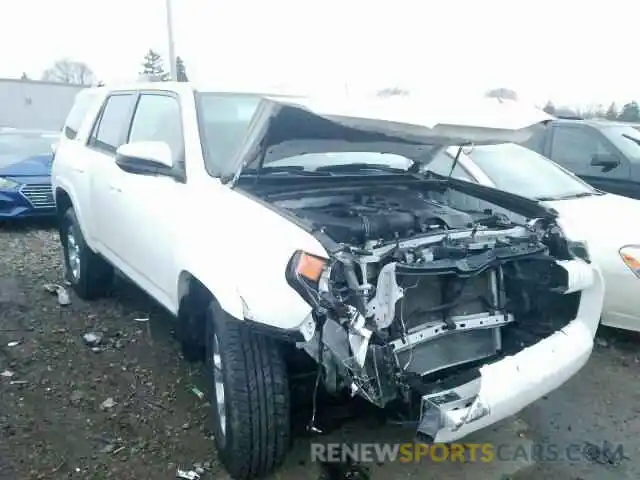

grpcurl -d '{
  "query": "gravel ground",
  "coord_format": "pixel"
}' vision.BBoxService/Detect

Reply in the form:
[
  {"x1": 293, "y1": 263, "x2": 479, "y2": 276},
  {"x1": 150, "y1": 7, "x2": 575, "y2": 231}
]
[{"x1": 0, "y1": 221, "x2": 218, "y2": 479}]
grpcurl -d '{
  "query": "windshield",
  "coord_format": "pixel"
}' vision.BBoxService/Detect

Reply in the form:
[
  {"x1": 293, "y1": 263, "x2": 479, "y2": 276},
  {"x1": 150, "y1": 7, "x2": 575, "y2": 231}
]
[
  {"x1": 196, "y1": 92, "x2": 263, "y2": 176},
  {"x1": 468, "y1": 143, "x2": 597, "y2": 200},
  {"x1": 0, "y1": 132, "x2": 57, "y2": 167},
  {"x1": 600, "y1": 125, "x2": 640, "y2": 160},
  {"x1": 263, "y1": 151, "x2": 415, "y2": 173},
  {"x1": 241, "y1": 139, "x2": 443, "y2": 176}
]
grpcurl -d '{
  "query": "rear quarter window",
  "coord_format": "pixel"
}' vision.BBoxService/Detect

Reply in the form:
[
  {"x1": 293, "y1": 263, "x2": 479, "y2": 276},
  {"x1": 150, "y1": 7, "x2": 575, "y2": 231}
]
[{"x1": 63, "y1": 90, "x2": 99, "y2": 140}]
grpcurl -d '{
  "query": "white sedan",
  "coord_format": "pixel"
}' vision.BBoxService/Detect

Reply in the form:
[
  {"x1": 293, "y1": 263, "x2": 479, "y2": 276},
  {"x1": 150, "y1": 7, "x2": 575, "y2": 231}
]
[{"x1": 424, "y1": 142, "x2": 640, "y2": 332}]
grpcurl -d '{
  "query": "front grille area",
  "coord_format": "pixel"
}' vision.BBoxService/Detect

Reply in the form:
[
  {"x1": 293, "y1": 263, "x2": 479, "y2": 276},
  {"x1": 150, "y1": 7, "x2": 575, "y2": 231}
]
[{"x1": 20, "y1": 183, "x2": 55, "y2": 209}]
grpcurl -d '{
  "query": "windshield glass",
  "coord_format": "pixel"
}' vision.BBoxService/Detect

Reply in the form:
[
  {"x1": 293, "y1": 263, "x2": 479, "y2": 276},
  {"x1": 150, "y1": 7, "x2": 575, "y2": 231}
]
[
  {"x1": 263, "y1": 151, "x2": 415, "y2": 172},
  {"x1": 468, "y1": 143, "x2": 597, "y2": 200},
  {"x1": 0, "y1": 132, "x2": 57, "y2": 167},
  {"x1": 196, "y1": 93, "x2": 263, "y2": 175},
  {"x1": 249, "y1": 140, "x2": 443, "y2": 176},
  {"x1": 600, "y1": 125, "x2": 640, "y2": 160}
]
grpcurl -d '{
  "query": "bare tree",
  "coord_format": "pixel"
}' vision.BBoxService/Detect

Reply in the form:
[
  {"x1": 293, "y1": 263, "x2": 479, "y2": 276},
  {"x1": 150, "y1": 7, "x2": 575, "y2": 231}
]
[
  {"x1": 485, "y1": 87, "x2": 518, "y2": 101},
  {"x1": 376, "y1": 87, "x2": 410, "y2": 97},
  {"x1": 41, "y1": 59, "x2": 96, "y2": 85}
]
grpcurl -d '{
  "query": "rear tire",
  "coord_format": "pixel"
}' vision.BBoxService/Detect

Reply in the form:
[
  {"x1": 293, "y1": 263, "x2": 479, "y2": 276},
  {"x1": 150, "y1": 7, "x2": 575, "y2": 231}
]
[
  {"x1": 60, "y1": 207, "x2": 113, "y2": 300},
  {"x1": 206, "y1": 302, "x2": 291, "y2": 479}
]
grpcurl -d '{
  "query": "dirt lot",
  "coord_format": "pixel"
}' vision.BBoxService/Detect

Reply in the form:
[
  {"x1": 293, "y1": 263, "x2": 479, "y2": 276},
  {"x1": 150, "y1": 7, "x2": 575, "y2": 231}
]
[
  {"x1": 2, "y1": 220, "x2": 640, "y2": 480},
  {"x1": 0, "y1": 222, "x2": 217, "y2": 479}
]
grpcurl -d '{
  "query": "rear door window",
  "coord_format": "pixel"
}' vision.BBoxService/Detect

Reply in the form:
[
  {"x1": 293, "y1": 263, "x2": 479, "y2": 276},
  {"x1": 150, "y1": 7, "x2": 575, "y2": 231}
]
[
  {"x1": 550, "y1": 126, "x2": 617, "y2": 175},
  {"x1": 88, "y1": 94, "x2": 136, "y2": 155}
]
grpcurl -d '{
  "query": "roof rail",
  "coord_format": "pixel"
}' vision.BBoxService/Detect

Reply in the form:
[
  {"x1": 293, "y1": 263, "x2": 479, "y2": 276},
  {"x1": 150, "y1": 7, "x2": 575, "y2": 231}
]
[{"x1": 553, "y1": 109, "x2": 583, "y2": 120}]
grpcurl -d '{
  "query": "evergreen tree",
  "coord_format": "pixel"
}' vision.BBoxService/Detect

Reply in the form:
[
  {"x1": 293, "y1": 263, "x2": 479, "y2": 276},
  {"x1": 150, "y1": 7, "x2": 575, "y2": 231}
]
[
  {"x1": 618, "y1": 101, "x2": 640, "y2": 122},
  {"x1": 140, "y1": 49, "x2": 169, "y2": 81},
  {"x1": 176, "y1": 56, "x2": 189, "y2": 82},
  {"x1": 605, "y1": 102, "x2": 618, "y2": 121}
]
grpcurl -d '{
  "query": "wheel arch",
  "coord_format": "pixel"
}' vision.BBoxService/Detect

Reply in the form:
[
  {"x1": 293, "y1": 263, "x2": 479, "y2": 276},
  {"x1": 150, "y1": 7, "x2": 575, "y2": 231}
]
[
  {"x1": 176, "y1": 270, "x2": 245, "y2": 349},
  {"x1": 54, "y1": 186, "x2": 94, "y2": 250}
]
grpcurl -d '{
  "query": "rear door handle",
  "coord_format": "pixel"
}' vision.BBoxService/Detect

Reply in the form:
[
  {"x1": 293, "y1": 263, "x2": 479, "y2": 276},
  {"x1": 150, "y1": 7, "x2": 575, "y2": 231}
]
[{"x1": 109, "y1": 185, "x2": 122, "y2": 193}]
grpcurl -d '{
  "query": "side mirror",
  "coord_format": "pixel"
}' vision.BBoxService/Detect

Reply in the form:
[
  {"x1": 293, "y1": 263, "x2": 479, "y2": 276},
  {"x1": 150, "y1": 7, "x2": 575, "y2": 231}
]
[
  {"x1": 590, "y1": 153, "x2": 619, "y2": 171},
  {"x1": 115, "y1": 141, "x2": 177, "y2": 178}
]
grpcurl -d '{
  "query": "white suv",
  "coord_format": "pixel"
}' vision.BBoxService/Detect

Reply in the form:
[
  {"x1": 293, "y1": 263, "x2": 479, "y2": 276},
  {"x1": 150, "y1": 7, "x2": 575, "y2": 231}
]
[{"x1": 52, "y1": 83, "x2": 604, "y2": 479}]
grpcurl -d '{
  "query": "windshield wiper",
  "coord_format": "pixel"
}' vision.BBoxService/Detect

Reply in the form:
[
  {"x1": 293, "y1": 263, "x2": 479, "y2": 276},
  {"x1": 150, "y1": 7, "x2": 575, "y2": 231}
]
[
  {"x1": 622, "y1": 134, "x2": 640, "y2": 147},
  {"x1": 242, "y1": 166, "x2": 331, "y2": 177},
  {"x1": 536, "y1": 191, "x2": 596, "y2": 201},
  {"x1": 315, "y1": 163, "x2": 409, "y2": 174}
]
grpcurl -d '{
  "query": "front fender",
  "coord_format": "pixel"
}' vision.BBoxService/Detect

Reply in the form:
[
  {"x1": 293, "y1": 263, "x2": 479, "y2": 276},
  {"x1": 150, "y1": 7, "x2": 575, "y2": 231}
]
[
  {"x1": 179, "y1": 263, "x2": 245, "y2": 321},
  {"x1": 178, "y1": 234, "x2": 327, "y2": 330}
]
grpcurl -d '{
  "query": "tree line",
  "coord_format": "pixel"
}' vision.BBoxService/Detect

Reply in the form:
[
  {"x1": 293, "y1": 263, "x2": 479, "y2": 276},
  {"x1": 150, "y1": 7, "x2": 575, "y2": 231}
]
[
  {"x1": 542, "y1": 100, "x2": 640, "y2": 123},
  {"x1": 483, "y1": 87, "x2": 640, "y2": 124},
  {"x1": 18, "y1": 49, "x2": 189, "y2": 86}
]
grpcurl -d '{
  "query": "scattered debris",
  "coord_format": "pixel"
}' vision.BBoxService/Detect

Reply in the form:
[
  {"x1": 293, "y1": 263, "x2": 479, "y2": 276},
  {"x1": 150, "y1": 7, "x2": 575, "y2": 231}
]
[
  {"x1": 99, "y1": 397, "x2": 117, "y2": 411},
  {"x1": 9, "y1": 380, "x2": 28, "y2": 385},
  {"x1": 43, "y1": 283, "x2": 71, "y2": 306},
  {"x1": 83, "y1": 332, "x2": 104, "y2": 347},
  {"x1": 594, "y1": 337, "x2": 609, "y2": 348},
  {"x1": 100, "y1": 444, "x2": 116, "y2": 454},
  {"x1": 7, "y1": 340, "x2": 21, "y2": 347},
  {"x1": 134, "y1": 317, "x2": 153, "y2": 345},
  {"x1": 319, "y1": 459, "x2": 371, "y2": 480},
  {"x1": 69, "y1": 390, "x2": 85, "y2": 404},
  {"x1": 189, "y1": 385, "x2": 206, "y2": 400},
  {"x1": 176, "y1": 468, "x2": 201, "y2": 480},
  {"x1": 1, "y1": 370, "x2": 15, "y2": 378}
]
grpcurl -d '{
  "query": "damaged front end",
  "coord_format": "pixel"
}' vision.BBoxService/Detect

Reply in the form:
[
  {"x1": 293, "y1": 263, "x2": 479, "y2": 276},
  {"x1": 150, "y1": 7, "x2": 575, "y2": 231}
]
[
  {"x1": 283, "y1": 197, "x2": 594, "y2": 440},
  {"x1": 230, "y1": 96, "x2": 600, "y2": 442}
]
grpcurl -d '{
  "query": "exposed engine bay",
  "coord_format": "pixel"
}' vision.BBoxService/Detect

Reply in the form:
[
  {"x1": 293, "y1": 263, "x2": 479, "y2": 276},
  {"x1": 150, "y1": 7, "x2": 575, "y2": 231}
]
[
  {"x1": 276, "y1": 187, "x2": 475, "y2": 245},
  {"x1": 235, "y1": 179, "x2": 587, "y2": 423}
]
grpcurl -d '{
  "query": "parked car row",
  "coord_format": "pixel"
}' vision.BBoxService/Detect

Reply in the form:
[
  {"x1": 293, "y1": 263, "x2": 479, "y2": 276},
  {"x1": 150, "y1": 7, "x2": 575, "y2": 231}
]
[
  {"x1": 523, "y1": 118, "x2": 640, "y2": 199},
  {"x1": 0, "y1": 128, "x2": 58, "y2": 218}
]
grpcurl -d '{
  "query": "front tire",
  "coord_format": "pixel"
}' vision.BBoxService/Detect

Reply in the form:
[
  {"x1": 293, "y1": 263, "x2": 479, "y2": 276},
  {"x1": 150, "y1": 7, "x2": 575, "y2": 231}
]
[
  {"x1": 206, "y1": 302, "x2": 291, "y2": 479},
  {"x1": 60, "y1": 207, "x2": 113, "y2": 299}
]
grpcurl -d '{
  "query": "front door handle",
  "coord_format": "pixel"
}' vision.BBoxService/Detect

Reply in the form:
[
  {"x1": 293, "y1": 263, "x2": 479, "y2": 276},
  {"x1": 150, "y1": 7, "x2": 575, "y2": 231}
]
[{"x1": 109, "y1": 185, "x2": 122, "y2": 193}]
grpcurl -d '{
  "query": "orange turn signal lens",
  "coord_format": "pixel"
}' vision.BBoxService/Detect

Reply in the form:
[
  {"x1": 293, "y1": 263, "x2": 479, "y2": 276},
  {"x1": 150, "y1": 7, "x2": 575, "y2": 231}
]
[
  {"x1": 622, "y1": 253, "x2": 640, "y2": 270},
  {"x1": 620, "y1": 246, "x2": 640, "y2": 279},
  {"x1": 295, "y1": 253, "x2": 327, "y2": 282}
]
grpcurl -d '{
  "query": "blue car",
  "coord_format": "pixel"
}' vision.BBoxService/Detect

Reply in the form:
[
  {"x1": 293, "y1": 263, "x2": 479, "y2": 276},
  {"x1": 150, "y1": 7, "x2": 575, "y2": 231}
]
[{"x1": 0, "y1": 128, "x2": 59, "y2": 219}]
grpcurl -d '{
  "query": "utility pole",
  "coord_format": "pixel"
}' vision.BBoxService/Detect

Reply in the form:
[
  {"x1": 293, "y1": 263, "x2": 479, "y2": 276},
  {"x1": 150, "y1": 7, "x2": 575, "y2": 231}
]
[{"x1": 165, "y1": 0, "x2": 176, "y2": 80}]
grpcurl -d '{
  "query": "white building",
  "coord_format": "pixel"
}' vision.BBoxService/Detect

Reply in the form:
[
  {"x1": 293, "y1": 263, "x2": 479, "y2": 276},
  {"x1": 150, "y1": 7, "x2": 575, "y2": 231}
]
[{"x1": 0, "y1": 78, "x2": 86, "y2": 131}]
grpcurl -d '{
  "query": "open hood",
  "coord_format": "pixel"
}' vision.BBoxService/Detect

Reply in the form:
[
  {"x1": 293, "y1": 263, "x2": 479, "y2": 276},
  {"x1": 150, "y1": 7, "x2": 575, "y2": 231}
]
[{"x1": 223, "y1": 95, "x2": 552, "y2": 184}]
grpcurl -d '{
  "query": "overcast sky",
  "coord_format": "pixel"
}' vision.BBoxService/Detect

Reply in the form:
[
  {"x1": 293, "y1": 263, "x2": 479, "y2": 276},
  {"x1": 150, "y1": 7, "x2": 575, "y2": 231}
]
[{"x1": 1, "y1": 0, "x2": 637, "y2": 107}]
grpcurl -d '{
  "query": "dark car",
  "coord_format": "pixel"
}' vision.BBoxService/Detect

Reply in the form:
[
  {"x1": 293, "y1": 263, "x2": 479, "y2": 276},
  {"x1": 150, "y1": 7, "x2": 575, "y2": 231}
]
[
  {"x1": 0, "y1": 129, "x2": 59, "y2": 219},
  {"x1": 522, "y1": 118, "x2": 640, "y2": 199}
]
